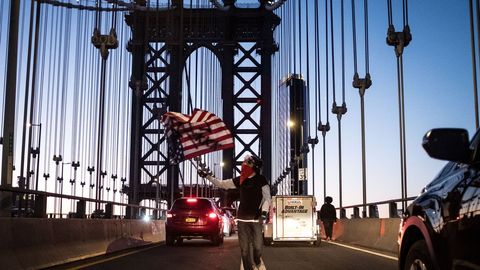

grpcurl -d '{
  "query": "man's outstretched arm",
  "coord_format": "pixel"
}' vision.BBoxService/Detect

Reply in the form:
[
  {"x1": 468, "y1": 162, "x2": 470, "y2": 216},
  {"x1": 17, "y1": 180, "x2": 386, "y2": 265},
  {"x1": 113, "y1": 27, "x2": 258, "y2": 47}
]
[{"x1": 203, "y1": 175, "x2": 236, "y2": 190}]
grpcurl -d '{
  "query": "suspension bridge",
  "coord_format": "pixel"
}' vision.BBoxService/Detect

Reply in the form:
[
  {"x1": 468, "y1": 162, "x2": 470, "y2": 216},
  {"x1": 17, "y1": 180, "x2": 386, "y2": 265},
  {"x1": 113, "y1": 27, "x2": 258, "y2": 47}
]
[{"x1": 0, "y1": 0, "x2": 478, "y2": 269}]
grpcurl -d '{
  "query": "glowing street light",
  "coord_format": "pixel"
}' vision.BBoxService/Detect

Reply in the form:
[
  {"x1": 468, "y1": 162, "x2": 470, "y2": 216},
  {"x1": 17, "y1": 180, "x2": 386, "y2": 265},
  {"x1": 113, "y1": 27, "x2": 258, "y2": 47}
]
[{"x1": 288, "y1": 120, "x2": 295, "y2": 127}]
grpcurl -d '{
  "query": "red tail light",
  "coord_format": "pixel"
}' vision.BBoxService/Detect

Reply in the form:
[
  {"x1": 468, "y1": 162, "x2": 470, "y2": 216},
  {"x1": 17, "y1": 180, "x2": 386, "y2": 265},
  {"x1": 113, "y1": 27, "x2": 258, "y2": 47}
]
[
  {"x1": 187, "y1": 198, "x2": 198, "y2": 203},
  {"x1": 166, "y1": 211, "x2": 173, "y2": 218},
  {"x1": 208, "y1": 212, "x2": 218, "y2": 219}
]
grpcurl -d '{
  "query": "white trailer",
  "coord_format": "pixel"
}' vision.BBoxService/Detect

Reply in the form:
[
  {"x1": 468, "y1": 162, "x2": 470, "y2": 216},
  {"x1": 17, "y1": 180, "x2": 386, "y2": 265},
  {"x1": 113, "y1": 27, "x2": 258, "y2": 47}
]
[{"x1": 263, "y1": 195, "x2": 320, "y2": 246}]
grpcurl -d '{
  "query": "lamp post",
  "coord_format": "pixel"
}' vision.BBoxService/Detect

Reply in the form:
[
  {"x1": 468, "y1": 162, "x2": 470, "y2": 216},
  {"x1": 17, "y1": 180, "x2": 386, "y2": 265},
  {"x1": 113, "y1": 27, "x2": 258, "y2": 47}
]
[{"x1": 150, "y1": 177, "x2": 160, "y2": 219}]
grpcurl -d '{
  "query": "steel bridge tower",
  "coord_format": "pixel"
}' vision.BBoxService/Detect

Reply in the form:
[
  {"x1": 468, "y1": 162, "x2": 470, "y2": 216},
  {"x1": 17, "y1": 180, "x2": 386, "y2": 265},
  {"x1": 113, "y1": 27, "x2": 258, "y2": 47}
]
[{"x1": 125, "y1": 0, "x2": 280, "y2": 215}]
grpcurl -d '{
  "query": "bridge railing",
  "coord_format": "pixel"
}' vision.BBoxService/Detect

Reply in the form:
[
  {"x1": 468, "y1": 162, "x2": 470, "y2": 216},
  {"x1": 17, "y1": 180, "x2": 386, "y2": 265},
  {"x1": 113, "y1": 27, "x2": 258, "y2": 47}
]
[
  {"x1": 0, "y1": 187, "x2": 166, "y2": 220},
  {"x1": 335, "y1": 196, "x2": 417, "y2": 219}
]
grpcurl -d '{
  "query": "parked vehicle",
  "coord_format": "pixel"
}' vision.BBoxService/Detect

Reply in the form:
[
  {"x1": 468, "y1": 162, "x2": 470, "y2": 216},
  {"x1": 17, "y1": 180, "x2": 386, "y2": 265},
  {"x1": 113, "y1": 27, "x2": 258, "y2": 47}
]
[
  {"x1": 220, "y1": 208, "x2": 236, "y2": 236},
  {"x1": 166, "y1": 197, "x2": 224, "y2": 246},
  {"x1": 263, "y1": 195, "x2": 320, "y2": 246},
  {"x1": 398, "y1": 128, "x2": 480, "y2": 270}
]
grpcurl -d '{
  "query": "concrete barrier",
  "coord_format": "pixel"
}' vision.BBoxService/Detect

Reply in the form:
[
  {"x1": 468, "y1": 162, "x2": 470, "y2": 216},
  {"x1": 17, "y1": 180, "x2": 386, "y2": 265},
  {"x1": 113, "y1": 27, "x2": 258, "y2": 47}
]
[
  {"x1": 0, "y1": 218, "x2": 165, "y2": 269},
  {"x1": 318, "y1": 218, "x2": 401, "y2": 254}
]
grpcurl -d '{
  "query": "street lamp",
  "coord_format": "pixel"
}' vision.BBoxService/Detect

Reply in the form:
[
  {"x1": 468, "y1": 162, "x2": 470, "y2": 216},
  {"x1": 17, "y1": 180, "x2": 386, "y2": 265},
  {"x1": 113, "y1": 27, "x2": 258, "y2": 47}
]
[
  {"x1": 288, "y1": 119, "x2": 295, "y2": 128},
  {"x1": 149, "y1": 176, "x2": 160, "y2": 219}
]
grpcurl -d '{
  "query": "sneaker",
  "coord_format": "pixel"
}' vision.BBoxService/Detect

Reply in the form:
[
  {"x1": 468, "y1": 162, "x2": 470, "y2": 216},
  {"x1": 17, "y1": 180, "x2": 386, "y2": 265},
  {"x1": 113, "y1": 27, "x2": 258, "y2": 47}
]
[{"x1": 256, "y1": 258, "x2": 266, "y2": 270}]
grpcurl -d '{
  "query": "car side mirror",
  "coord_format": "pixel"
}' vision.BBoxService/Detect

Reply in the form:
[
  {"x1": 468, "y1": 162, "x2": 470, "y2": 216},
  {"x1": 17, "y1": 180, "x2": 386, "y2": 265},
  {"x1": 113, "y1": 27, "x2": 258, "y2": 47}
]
[{"x1": 422, "y1": 128, "x2": 471, "y2": 163}]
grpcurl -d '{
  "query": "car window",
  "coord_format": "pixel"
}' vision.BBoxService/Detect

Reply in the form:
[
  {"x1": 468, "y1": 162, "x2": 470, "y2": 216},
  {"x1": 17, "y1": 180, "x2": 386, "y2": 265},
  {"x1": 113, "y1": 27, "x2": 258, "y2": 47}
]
[{"x1": 171, "y1": 199, "x2": 214, "y2": 211}]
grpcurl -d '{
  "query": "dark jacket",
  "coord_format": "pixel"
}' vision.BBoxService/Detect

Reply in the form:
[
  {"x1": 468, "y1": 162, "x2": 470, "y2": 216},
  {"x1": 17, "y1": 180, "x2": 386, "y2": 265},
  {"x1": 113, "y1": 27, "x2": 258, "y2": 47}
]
[
  {"x1": 319, "y1": 203, "x2": 337, "y2": 222},
  {"x1": 233, "y1": 175, "x2": 269, "y2": 220}
]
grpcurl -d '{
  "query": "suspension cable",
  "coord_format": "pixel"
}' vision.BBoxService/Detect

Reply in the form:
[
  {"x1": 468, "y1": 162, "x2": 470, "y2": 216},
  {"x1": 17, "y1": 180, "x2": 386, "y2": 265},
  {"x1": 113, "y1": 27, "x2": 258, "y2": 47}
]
[
  {"x1": 338, "y1": 0, "x2": 347, "y2": 210},
  {"x1": 387, "y1": 0, "x2": 393, "y2": 27},
  {"x1": 27, "y1": 0, "x2": 43, "y2": 192},
  {"x1": 364, "y1": 0, "x2": 370, "y2": 74},
  {"x1": 0, "y1": 1, "x2": 9, "y2": 134},
  {"x1": 472, "y1": 0, "x2": 480, "y2": 129},
  {"x1": 292, "y1": 0, "x2": 296, "y2": 74},
  {"x1": 304, "y1": 0, "x2": 317, "y2": 198},
  {"x1": 19, "y1": 0, "x2": 40, "y2": 192},
  {"x1": 318, "y1": 0, "x2": 331, "y2": 201},
  {"x1": 351, "y1": 0, "x2": 372, "y2": 217},
  {"x1": 78, "y1": 8, "x2": 90, "y2": 196},
  {"x1": 37, "y1": 6, "x2": 49, "y2": 191},
  {"x1": 330, "y1": 0, "x2": 347, "y2": 211},
  {"x1": 43, "y1": 5, "x2": 55, "y2": 190},
  {"x1": 314, "y1": 0, "x2": 320, "y2": 135},
  {"x1": 298, "y1": 0, "x2": 302, "y2": 76},
  {"x1": 313, "y1": 0, "x2": 322, "y2": 199},
  {"x1": 386, "y1": 0, "x2": 412, "y2": 212},
  {"x1": 351, "y1": 0, "x2": 358, "y2": 75},
  {"x1": 52, "y1": 6, "x2": 65, "y2": 216},
  {"x1": 330, "y1": 0, "x2": 336, "y2": 105}
]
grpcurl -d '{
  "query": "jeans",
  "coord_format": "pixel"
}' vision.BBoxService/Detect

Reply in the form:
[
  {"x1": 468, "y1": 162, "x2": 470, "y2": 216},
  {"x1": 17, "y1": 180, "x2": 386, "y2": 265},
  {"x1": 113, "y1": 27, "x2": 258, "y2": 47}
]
[{"x1": 237, "y1": 221, "x2": 263, "y2": 270}]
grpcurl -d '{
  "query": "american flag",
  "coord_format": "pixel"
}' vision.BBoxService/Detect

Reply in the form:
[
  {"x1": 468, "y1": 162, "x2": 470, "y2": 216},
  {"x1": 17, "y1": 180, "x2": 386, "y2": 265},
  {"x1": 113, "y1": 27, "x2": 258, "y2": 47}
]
[{"x1": 161, "y1": 109, "x2": 234, "y2": 163}]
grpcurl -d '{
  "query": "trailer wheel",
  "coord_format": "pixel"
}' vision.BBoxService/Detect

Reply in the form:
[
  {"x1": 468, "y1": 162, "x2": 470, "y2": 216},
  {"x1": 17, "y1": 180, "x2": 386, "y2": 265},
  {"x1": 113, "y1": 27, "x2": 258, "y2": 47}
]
[
  {"x1": 314, "y1": 237, "x2": 321, "y2": 247},
  {"x1": 263, "y1": 237, "x2": 273, "y2": 246}
]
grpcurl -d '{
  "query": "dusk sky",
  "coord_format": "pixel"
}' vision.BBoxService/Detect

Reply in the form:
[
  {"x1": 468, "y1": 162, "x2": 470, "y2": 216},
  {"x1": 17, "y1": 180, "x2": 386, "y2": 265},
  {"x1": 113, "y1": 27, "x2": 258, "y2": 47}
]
[{"x1": 307, "y1": 0, "x2": 477, "y2": 214}]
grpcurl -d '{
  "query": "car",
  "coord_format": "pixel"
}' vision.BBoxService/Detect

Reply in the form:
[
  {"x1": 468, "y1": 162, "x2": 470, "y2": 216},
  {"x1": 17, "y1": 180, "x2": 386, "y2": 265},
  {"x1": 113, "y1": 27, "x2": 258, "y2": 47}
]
[
  {"x1": 220, "y1": 208, "x2": 236, "y2": 236},
  {"x1": 165, "y1": 197, "x2": 224, "y2": 246},
  {"x1": 398, "y1": 128, "x2": 480, "y2": 270}
]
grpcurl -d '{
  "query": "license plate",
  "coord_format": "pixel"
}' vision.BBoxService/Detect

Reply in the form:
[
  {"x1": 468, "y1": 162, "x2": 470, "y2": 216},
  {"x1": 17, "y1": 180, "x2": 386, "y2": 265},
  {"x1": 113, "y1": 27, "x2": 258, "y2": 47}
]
[{"x1": 185, "y1": 217, "x2": 196, "y2": 223}]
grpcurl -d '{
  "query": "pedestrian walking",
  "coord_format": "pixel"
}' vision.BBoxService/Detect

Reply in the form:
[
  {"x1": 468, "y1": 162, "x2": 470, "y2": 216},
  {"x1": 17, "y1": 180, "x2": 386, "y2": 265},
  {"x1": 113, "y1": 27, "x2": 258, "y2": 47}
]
[{"x1": 319, "y1": 196, "x2": 337, "y2": 241}]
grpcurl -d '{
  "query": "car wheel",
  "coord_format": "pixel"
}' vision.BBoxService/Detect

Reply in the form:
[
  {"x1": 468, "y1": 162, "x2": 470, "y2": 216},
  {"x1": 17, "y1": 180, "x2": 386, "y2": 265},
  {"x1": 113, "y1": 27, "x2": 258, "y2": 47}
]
[
  {"x1": 176, "y1": 237, "x2": 183, "y2": 245},
  {"x1": 212, "y1": 234, "x2": 222, "y2": 246},
  {"x1": 166, "y1": 234, "x2": 175, "y2": 246},
  {"x1": 404, "y1": 240, "x2": 434, "y2": 270}
]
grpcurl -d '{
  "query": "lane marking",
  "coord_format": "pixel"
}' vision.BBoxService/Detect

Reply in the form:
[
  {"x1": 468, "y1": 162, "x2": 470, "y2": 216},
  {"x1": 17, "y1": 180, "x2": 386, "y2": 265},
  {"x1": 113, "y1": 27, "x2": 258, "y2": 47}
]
[
  {"x1": 67, "y1": 244, "x2": 161, "y2": 270},
  {"x1": 326, "y1": 241, "x2": 398, "y2": 261}
]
